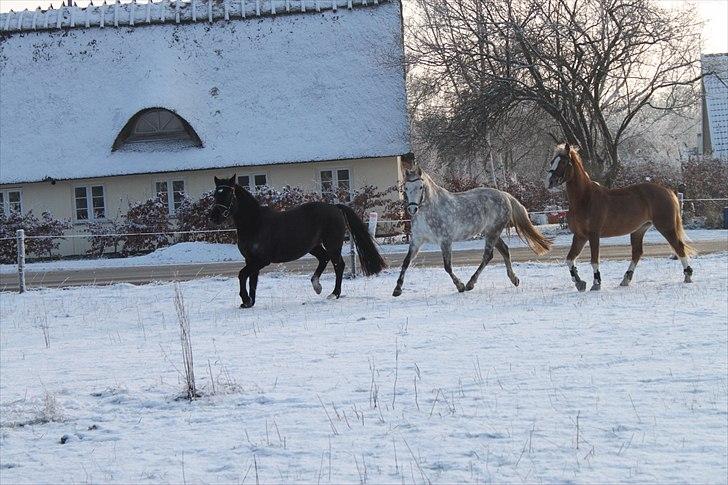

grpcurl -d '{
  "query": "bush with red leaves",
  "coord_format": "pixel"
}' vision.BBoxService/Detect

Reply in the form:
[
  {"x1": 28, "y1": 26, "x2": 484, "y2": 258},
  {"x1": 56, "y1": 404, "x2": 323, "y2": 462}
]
[
  {"x1": 119, "y1": 198, "x2": 172, "y2": 255},
  {"x1": 0, "y1": 211, "x2": 70, "y2": 263},
  {"x1": 176, "y1": 192, "x2": 237, "y2": 244}
]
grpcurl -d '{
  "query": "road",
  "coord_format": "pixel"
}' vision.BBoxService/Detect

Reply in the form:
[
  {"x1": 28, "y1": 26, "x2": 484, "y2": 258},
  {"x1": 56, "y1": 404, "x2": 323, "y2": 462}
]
[{"x1": 1, "y1": 239, "x2": 725, "y2": 291}]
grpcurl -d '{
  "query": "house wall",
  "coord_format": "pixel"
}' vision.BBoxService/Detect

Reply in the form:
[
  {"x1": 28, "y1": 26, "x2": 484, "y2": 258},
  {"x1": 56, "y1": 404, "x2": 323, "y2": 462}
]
[{"x1": 1, "y1": 156, "x2": 401, "y2": 257}]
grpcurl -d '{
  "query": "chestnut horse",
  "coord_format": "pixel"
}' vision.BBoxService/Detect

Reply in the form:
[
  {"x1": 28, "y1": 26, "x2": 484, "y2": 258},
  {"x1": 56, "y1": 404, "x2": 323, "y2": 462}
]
[{"x1": 545, "y1": 144, "x2": 695, "y2": 291}]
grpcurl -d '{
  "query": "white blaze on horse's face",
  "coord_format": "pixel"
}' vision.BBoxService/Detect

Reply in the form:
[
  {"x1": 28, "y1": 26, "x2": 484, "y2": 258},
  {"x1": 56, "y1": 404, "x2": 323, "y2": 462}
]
[
  {"x1": 404, "y1": 177, "x2": 424, "y2": 216},
  {"x1": 545, "y1": 155, "x2": 561, "y2": 191}
]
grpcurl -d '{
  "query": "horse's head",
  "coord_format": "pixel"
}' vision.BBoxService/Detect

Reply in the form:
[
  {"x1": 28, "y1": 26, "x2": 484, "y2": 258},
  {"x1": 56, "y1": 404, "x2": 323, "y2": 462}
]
[
  {"x1": 210, "y1": 174, "x2": 237, "y2": 224},
  {"x1": 545, "y1": 143, "x2": 574, "y2": 191},
  {"x1": 403, "y1": 165, "x2": 425, "y2": 216}
]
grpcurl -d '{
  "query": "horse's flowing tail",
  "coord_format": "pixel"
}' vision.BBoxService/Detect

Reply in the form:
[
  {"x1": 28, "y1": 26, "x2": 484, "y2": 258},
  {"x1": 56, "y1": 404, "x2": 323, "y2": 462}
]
[
  {"x1": 671, "y1": 193, "x2": 697, "y2": 257},
  {"x1": 506, "y1": 195, "x2": 553, "y2": 256},
  {"x1": 336, "y1": 204, "x2": 387, "y2": 276}
]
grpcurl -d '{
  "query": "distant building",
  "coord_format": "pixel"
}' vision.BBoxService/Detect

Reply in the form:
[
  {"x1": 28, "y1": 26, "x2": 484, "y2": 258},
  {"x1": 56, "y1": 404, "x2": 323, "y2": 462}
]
[
  {"x1": 0, "y1": 0, "x2": 410, "y2": 253},
  {"x1": 701, "y1": 53, "x2": 728, "y2": 159}
]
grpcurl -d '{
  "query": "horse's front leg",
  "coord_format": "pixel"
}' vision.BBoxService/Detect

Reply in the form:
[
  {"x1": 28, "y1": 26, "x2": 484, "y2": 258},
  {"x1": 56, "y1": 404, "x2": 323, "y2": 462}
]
[
  {"x1": 441, "y1": 241, "x2": 465, "y2": 293},
  {"x1": 566, "y1": 235, "x2": 588, "y2": 292},
  {"x1": 393, "y1": 241, "x2": 421, "y2": 297},
  {"x1": 588, "y1": 232, "x2": 601, "y2": 291},
  {"x1": 465, "y1": 235, "x2": 496, "y2": 291}
]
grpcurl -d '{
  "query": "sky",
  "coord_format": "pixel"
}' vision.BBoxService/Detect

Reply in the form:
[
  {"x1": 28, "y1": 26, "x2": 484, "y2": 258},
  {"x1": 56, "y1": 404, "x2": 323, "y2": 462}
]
[{"x1": 0, "y1": 0, "x2": 726, "y2": 54}]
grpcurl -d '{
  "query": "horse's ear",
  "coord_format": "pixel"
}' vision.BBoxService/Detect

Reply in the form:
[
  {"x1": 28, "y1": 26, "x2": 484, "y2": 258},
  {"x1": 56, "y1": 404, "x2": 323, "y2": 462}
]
[
  {"x1": 564, "y1": 142, "x2": 571, "y2": 152},
  {"x1": 228, "y1": 174, "x2": 236, "y2": 185},
  {"x1": 214, "y1": 176, "x2": 220, "y2": 185}
]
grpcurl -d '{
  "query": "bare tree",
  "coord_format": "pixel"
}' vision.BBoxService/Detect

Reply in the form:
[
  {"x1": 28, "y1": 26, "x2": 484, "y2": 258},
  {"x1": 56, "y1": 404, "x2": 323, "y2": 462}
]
[{"x1": 407, "y1": 0, "x2": 703, "y2": 182}]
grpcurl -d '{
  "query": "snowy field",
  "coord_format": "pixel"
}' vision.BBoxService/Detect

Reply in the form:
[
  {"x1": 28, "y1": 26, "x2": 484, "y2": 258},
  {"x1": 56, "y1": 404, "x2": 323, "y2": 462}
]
[
  {"x1": 1, "y1": 228, "x2": 726, "y2": 274},
  {"x1": 1, "y1": 254, "x2": 727, "y2": 483}
]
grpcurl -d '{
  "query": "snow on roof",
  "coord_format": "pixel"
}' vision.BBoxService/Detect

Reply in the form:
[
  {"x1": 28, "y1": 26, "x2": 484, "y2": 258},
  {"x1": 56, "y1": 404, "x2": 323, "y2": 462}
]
[
  {"x1": 702, "y1": 53, "x2": 728, "y2": 160},
  {"x1": 0, "y1": 0, "x2": 410, "y2": 184}
]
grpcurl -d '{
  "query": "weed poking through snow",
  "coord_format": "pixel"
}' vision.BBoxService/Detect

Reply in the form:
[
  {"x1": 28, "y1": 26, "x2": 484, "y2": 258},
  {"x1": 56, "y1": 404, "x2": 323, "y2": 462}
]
[{"x1": 174, "y1": 283, "x2": 198, "y2": 400}]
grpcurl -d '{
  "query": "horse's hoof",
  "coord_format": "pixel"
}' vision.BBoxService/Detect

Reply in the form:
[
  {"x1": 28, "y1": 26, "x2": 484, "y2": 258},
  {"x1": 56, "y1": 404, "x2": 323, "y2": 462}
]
[
  {"x1": 684, "y1": 276, "x2": 693, "y2": 284},
  {"x1": 576, "y1": 281, "x2": 587, "y2": 292},
  {"x1": 590, "y1": 284, "x2": 601, "y2": 291},
  {"x1": 327, "y1": 293, "x2": 340, "y2": 300},
  {"x1": 511, "y1": 277, "x2": 520, "y2": 287},
  {"x1": 392, "y1": 287, "x2": 402, "y2": 297},
  {"x1": 619, "y1": 279, "x2": 630, "y2": 287},
  {"x1": 457, "y1": 284, "x2": 466, "y2": 293},
  {"x1": 311, "y1": 279, "x2": 322, "y2": 295},
  {"x1": 240, "y1": 300, "x2": 254, "y2": 309},
  {"x1": 465, "y1": 281, "x2": 475, "y2": 291}
]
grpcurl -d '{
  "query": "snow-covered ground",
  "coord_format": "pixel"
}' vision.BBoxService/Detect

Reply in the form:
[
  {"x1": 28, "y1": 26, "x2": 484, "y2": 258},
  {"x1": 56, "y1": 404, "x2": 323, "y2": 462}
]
[
  {"x1": 1, "y1": 228, "x2": 726, "y2": 274},
  {"x1": 1, "y1": 254, "x2": 726, "y2": 483}
]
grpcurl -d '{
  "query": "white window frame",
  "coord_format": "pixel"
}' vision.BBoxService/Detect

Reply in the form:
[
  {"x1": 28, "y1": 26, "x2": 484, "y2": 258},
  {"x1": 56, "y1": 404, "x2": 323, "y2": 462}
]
[
  {"x1": 319, "y1": 168, "x2": 352, "y2": 202},
  {"x1": 154, "y1": 178, "x2": 186, "y2": 216},
  {"x1": 74, "y1": 184, "x2": 106, "y2": 222},
  {"x1": 0, "y1": 188, "x2": 23, "y2": 216},
  {"x1": 237, "y1": 173, "x2": 269, "y2": 192}
]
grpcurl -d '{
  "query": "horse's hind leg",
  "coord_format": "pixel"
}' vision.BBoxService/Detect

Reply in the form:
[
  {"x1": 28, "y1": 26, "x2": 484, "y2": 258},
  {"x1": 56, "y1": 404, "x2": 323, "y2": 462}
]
[
  {"x1": 329, "y1": 253, "x2": 345, "y2": 299},
  {"x1": 441, "y1": 241, "x2": 466, "y2": 293},
  {"x1": 655, "y1": 225, "x2": 693, "y2": 283},
  {"x1": 309, "y1": 245, "x2": 329, "y2": 295},
  {"x1": 249, "y1": 269, "x2": 261, "y2": 305},
  {"x1": 621, "y1": 223, "x2": 651, "y2": 287},
  {"x1": 496, "y1": 237, "x2": 520, "y2": 287},
  {"x1": 588, "y1": 232, "x2": 602, "y2": 291},
  {"x1": 465, "y1": 234, "x2": 497, "y2": 291}
]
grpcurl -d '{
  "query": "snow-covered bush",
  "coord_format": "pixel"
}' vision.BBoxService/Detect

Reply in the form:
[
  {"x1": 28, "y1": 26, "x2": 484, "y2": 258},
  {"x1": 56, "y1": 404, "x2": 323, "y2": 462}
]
[
  {"x1": 176, "y1": 184, "x2": 401, "y2": 243},
  {"x1": 681, "y1": 157, "x2": 728, "y2": 228},
  {"x1": 443, "y1": 174, "x2": 482, "y2": 193},
  {"x1": 255, "y1": 185, "x2": 322, "y2": 211},
  {"x1": 0, "y1": 211, "x2": 70, "y2": 263},
  {"x1": 613, "y1": 161, "x2": 681, "y2": 188},
  {"x1": 119, "y1": 198, "x2": 172, "y2": 255},
  {"x1": 347, "y1": 185, "x2": 398, "y2": 220},
  {"x1": 442, "y1": 174, "x2": 566, "y2": 213},
  {"x1": 176, "y1": 192, "x2": 236, "y2": 244},
  {"x1": 85, "y1": 218, "x2": 124, "y2": 256}
]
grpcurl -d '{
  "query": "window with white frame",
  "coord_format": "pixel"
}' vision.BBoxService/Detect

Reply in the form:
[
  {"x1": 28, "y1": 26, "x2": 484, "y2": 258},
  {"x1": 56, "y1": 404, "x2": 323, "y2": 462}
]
[
  {"x1": 155, "y1": 179, "x2": 186, "y2": 215},
  {"x1": 320, "y1": 169, "x2": 351, "y2": 202},
  {"x1": 238, "y1": 174, "x2": 268, "y2": 192},
  {"x1": 0, "y1": 189, "x2": 22, "y2": 216},
  {"x1": 74, "y1": 185, "x2": 105, "y2": 220}
]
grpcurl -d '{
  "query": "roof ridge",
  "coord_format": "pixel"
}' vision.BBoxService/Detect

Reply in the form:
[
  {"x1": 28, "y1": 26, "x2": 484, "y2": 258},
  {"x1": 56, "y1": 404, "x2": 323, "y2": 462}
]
[{"x1": 1, "y1": 0, "x2": 387, "y2": 34}]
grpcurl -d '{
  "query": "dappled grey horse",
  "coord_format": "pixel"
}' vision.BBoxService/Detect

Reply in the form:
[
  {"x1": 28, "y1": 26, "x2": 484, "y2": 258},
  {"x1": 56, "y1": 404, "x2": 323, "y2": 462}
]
[{"x1": 392, "y1": 166, "x2": 553, "y2": 296}]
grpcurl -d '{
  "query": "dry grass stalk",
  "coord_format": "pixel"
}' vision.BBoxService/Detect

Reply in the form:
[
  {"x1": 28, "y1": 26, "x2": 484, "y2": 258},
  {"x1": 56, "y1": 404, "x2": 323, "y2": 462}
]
[{"x1": 174, "y1": 283, "x2": 197, "y2": 400}]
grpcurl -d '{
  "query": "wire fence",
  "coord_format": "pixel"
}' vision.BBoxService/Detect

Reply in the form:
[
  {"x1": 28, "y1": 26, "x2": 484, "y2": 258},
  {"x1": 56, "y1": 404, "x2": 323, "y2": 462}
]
[
  {"x1": 4, "y1": 198, "x2": 726, "y2": 244},
  {"x1": 3, "y1": 198, "x2": 727, "y2": 293},
  {"x1": 4, "y1": 198, "x2": 726, "y2": 243}
]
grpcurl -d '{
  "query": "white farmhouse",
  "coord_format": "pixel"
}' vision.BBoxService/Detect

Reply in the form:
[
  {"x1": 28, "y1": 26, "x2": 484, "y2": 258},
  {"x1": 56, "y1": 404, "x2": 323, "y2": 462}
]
[{"x1": 0, "y1": 0, "x2": 410, "y2": 249}]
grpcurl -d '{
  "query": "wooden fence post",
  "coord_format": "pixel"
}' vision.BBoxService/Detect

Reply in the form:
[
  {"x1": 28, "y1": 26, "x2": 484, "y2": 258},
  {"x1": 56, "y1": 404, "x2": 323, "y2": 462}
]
[
  {"x1": 348, "y1": 236, "x2": 356, "y2": 278},
  {"x1": 16, "y1": 229, "x2": 26, "y2": 293},
  {"x1": 677, "y1": 192, "x2": 684, "y2": 218},
  {"x1": 368, "y1": 212, "x2": 378, "y2": 238}
]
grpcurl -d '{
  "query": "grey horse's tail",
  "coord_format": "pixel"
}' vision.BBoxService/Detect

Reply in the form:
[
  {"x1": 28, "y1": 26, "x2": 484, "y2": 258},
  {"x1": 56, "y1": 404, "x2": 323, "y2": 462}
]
[{"x1": 506, "y1": 195, "x2": 553, "y2": 255}]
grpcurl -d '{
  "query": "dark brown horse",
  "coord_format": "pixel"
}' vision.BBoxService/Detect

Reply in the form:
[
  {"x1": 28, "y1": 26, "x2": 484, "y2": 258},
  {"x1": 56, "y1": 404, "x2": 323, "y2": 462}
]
[{"x1": 545, "y1": 144, "x2": 695, "y2": 291}]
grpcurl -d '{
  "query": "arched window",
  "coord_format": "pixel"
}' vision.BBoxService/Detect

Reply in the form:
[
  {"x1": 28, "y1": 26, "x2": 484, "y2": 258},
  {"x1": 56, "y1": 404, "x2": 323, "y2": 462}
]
[{"x1": 112, "y1": 108, "x2": 202, "y2": 151}]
